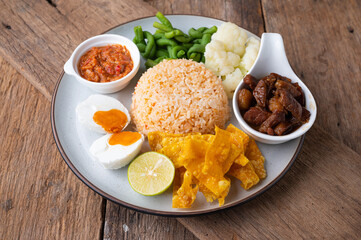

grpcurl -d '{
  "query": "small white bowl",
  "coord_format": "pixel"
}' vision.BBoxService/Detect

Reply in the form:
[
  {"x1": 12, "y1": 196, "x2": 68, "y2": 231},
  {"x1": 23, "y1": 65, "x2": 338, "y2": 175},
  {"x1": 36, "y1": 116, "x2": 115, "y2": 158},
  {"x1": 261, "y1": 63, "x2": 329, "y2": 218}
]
[
  {"x1": 233, "y1": 33, "x2": 317, "y2": 144},
  {"x1": 64, "y1": 34, "x2": 140, "y2": 93}
]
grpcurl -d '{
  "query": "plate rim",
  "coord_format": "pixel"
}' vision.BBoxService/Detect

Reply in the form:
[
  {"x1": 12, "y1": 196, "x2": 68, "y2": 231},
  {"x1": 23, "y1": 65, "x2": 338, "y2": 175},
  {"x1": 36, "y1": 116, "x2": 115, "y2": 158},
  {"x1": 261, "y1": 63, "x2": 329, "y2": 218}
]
[{"x1": 51, "y1": 14, "x2": 305, "y2": 217}]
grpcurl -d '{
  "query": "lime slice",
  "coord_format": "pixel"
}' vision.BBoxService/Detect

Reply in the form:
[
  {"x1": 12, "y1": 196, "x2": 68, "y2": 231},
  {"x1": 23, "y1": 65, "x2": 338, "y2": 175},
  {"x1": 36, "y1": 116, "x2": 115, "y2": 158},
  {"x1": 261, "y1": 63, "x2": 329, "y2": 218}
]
[{"x1": 128, "y1": 152, "x2": 175, "y2": 196}]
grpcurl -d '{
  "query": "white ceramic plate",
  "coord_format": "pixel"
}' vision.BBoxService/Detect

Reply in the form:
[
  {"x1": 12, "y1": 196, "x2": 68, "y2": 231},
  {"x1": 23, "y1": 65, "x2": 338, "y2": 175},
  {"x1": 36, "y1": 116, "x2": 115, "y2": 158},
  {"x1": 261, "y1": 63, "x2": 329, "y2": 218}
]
[{"x1": 51, "y1": 15, "x2": 304, "y2": 216}]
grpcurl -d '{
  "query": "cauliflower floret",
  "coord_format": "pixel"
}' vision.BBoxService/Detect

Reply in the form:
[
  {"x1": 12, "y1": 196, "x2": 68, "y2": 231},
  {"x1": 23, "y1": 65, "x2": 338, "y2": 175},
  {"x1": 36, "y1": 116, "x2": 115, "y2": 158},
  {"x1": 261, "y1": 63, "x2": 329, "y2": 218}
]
[
  {"x1": 204, "y1": 22, "x2": 261, "y2": 98},
  {"x1": 239, "y1": 37, "x2": 260, "y2": 71},
  {"x1": 212, "y1": 22, "x2": 248, "y2": 56},
  {"x1": 222, "y1": 68, "x2": 245, "y2": 98},
  {"x1": 205, "y1": 40, "x2": 240, "y2": 76}
]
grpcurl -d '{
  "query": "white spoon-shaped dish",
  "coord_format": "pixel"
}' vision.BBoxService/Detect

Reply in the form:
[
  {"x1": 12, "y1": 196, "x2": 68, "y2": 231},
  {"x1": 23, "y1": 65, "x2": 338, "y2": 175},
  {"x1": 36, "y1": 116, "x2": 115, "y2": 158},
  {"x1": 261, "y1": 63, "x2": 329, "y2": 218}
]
[{"x1": 233, "y1": 33, "x2": 317, "y2": 144}]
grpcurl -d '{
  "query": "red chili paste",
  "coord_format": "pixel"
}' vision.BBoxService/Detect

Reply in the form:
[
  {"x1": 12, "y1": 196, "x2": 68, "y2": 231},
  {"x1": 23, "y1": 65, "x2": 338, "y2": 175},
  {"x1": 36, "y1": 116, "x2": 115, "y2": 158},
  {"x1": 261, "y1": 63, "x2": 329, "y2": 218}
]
[{"x1": 78, "y1": 44, "x2": 133, "y2": 83}]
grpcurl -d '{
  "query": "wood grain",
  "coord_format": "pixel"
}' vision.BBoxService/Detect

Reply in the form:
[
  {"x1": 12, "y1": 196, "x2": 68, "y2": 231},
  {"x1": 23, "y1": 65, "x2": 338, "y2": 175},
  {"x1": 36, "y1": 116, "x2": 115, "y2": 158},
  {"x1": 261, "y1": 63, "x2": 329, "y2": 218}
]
[
  {"x1": 178, "y1": 125, "x2": 361, "y2": 239},
  {"x1": 0, "y1": 56, "x2": 104, "y2": 239},
  {"x1": 1, "y1": 0, "x2": 361, "y2": 239},
  {"x1": 262, "y1": 0, "x2": 361, "y2": 153},
  {"x1": 103, "y1": 206, "x2": 197, "y2": 239},
  {"x1": 0, "y1": 0, "x2": 156, "y2": 100},
  {"x1": 145, "y1": 0, "x2": 264, "y2": 36}
]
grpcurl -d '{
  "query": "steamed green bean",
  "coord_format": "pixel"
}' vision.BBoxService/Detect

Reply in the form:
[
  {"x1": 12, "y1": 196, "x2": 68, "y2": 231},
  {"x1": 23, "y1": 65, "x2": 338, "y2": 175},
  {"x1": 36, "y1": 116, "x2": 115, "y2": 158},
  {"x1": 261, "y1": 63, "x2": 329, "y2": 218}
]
[
  {"x1": 156, "y1": 38, "x2": 178, "y2": 47},
  {"x1": 203, "y1": 26, "x2": 217, "y2": 34},
  {"x1": 153, "y1": 22, "x2": 173, "y2": 32},
  {"x1": 201, "y1": 33, "x2": 211, "y2": 45},
  {"x1": 134, "y1": 12, "x2": 218, "y2": 67},
  {"x1": 174, "y1": 35, "x2": 192, "y2": 43},
  {"x1": 188, "y1": 28, "x2": 203, "y2": 39},
  {"x1": 143, "y1": 31, "x2": 155, "y2": 59},
  {"x1": 155, "y1": 49, "x2": 169, "y2": 58},
  {"x1": 156, "y1": 12, "x2": 173, "y2": 29}
]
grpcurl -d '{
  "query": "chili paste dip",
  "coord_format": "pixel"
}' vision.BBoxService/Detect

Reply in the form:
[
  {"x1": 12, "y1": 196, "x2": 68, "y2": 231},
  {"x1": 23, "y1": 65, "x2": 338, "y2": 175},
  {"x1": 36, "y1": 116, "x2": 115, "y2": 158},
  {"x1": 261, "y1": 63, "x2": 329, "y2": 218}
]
[{"x1": 78, "y1": 44, "x2": 133, "y2": 83}]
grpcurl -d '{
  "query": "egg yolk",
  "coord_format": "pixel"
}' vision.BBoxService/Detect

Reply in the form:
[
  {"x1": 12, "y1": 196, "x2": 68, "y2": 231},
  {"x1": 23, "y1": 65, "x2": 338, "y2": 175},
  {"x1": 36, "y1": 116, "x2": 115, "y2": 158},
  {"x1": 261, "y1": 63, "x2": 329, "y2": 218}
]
[
  {"x1": 108, "y1": 131, "x2": 142, "y2": 146},
  {"x1": 93, "y1": 109, "x2": 127, "y2": 133}
]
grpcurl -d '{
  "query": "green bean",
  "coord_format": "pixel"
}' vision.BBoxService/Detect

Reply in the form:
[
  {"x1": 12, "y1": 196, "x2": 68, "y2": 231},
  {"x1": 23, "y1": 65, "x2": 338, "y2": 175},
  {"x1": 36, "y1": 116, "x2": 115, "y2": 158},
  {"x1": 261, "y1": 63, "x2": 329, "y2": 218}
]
[
  {"x1": 188, "y1": 28, "x2": 203, "y2": 39},
  {"x1": 196, "y1": 27, "x2": 208, "y2": 33},
  {"x1": 156, "y1": 38, "x2": 178, "y2": 47},
  {"x1": 156, "y1": 12, "x2": 173, "y2": 29},
  {"x1": 174, "y1": 35, "x2": 192, "y2": 43},
  {"x1": 171, "y1": 46, "x2": 187, "y2": 59},
  {"x1": 181, "y1": 43, "x2": 193, "y2": 49},
  {"x1": 167, "y1": 46, "x2": 176, "y2": 59},
  {"x1": 133, "y1": 26, "x2": 145, "y2": 44},
  {"x1": 154, "y1": 56, "x2": 167, "y2": 63},
  {"x1": 136, "y1": 43, "x2": 146, "y2": 52},
  {"x1": 149, "y1": 44, "x2": 156, "y2": 59},
  {"x1": 203, "y1": 26, "x2": 217, "y2": 34},
  {"x1": 153, "y1": 32, "x2": 165, "y2": 40},
  {"x1": 155, "y1": 29, "x2": 165, "y2": 34},
  {"x1": 165, "y1": 29, "x2": 184, "y2": 38},
  {"x1": 153, "y1": 22, "x2": 173, "y2": 32},
  {"x1": 177, "y1": 50, "x2": 186, "y2": 58},
  {"x1": 193, "y1": 39, "x2": 202, "y2": 44},
  {"x1": 143, "y1": 31, "x2": 155, "y2": 59},
  {"x1": 200, "y1": 33, "x2": 211, "y2": 45},
  {"x1": 189, "y1": 52, "x2": 201, "y2": 62},
  {"x1": 164, "y1": 31, "x2": 176, "y2": 39},
  {"x1": 194, "y1": 53, "x2": 202, "y2": 62},
  {"x1": 145, "y1": 59, "x2": 157, "y2": 68},
  {"x1": 188, "y1": 44, "x2": 205, "y2": 54},
  {"x1": 201, "y1": 55, "x2": 205, "y2": 63},
  {"x1": 155, "y1": 49, "x2": 169, "y2": 58},
  {"x1": 189, "y1": 52, "x2": 197, "y2": 59}
]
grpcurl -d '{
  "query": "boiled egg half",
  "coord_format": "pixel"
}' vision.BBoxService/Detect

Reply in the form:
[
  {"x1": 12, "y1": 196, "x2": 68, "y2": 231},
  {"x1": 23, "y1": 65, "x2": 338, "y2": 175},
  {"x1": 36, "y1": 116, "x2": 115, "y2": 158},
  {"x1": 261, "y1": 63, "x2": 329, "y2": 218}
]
[
  {"x1": 89, "y1": 132, "x2": 144, "y2": 169},
  {"x1": 76, "y1": 94, "x2": 144, "y2": 169},
  {"x1": 76, "y1": 94, "x2": 130, "y2": 134}
]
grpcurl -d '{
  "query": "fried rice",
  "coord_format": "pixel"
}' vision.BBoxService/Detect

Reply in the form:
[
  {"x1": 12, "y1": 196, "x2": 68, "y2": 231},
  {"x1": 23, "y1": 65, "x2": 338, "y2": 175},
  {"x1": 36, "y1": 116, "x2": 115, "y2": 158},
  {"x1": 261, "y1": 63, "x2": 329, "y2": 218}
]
[{"x1": 131, "y1": 59, "x2": 230, "y2": 135}]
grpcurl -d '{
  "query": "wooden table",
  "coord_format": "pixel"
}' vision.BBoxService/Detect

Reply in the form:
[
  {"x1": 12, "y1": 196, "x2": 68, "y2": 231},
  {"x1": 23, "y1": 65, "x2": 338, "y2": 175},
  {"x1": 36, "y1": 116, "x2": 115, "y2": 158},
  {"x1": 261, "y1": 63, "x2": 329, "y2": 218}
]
[{"x1": 1, "y1": 0, "x2": 360, "y2": 239}]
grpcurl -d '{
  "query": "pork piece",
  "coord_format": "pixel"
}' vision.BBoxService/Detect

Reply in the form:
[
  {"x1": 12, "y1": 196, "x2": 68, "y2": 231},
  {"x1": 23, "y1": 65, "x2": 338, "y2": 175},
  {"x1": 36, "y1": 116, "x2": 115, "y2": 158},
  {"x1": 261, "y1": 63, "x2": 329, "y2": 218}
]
[
  {"x1": 268, "y1": 96, "x2": 284, "y2": 113},
  {"x1": 243, "y1": 74, "x2": 258, "y2": 90},
  {"x1": 293, "y1": 82, "x2": 305, "y2": 106},
  {"x1": 279, "y1": 89, "x2": 302, "y2": 120},
  {"x1": 301, "y1": 107, "x2": 311, "y2": 123},
  {"x1": 243, "y1": 107, "x2": 271, "y2": 126},
  {"x1": 275, "y1": 80, "x2": 301, "y2": 97},
  {"x1": 253, "y1": 80, "x2": 268, "y2": 108},
  {"x1": 271, "y1": 72, "x2": 291, "y2": 82},
  {"x1": 274, "y1": 118, "x2": 301, "y2": 136},
  {"x1": 266, "y1": 128, "x2": 275, "y2": 135},
  {"x1": 264, "y1": 74, "x2": 277, "y2": 94},
  {"x1": 259, "y1": 111, "x2": 286, "y2": 134},
  {"x1": 238, "y1": 89, "x2": 254, "y2": 110}
]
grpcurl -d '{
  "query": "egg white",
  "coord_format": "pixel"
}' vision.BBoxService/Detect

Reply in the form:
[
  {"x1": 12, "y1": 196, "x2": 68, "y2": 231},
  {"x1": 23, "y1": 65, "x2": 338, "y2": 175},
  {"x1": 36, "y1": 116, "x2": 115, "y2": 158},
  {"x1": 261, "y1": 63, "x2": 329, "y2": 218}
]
[
  {"x1": 89, "y1": 133, "x2": 144, "y2": 169},
  {"x1": 76, "y1": 94, "x2": 130, "y2": 134}
]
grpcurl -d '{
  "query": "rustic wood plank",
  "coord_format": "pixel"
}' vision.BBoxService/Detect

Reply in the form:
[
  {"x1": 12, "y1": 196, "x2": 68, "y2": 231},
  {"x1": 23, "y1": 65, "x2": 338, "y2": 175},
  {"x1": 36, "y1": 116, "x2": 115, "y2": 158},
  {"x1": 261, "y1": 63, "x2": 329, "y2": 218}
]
[
  {"x1": 0, "y1": 0, "x2": 156, "y2": 100},
  {"x1": 0, "y1": 1, "x2": 198, "y2": 239},
  {"x1": 262, "y1": 0, "x2": 361, "y2": 153},
  {"x1": 0, "y1": 56, "x2": 104, "y2": 239},
  {"x1": 145, "y1": 0, "x2": 264, "y2": 36},
  {"x1": 178, "y1": 125, "x2": 361, "y2": 239},
  {"x1": 103, "y1": 206, "x2": 198, "y2": 239},
  {"x1": 2, "y1": 0, "x2": 360, "y2": 239}
]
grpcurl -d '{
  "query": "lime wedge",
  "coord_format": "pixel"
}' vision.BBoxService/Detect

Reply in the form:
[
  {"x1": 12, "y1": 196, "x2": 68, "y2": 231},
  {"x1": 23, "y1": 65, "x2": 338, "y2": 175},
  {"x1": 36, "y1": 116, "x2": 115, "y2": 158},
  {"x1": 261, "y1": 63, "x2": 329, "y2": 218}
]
[{"x1": 128, "y1": 152, "x2": 175, "y2": 196}]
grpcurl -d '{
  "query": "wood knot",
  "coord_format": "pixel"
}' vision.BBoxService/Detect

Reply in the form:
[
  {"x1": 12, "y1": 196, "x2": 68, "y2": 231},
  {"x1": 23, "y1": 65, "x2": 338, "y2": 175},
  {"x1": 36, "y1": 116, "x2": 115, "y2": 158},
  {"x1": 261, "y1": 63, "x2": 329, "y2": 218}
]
[
  {"x1": 2, "y1": 199, "x2": 13, "y2": 212},
  {"x1": 46, "y1": 0, "x2": 57, "y2": 7},
  {"x1": 2, "y1": 22, "x2": 11, "y2": 30},
  {"x1": 347, "y1": 26, "x2": 354, "y2": 33}
]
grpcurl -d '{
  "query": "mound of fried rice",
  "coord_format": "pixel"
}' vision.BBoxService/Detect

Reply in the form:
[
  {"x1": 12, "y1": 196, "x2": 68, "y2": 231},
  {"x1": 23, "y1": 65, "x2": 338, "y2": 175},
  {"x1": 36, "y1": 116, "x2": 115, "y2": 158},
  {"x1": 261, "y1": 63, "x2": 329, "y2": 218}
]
[{"x1": 131, "y1": 59, "x2": 230, "y2": 135}]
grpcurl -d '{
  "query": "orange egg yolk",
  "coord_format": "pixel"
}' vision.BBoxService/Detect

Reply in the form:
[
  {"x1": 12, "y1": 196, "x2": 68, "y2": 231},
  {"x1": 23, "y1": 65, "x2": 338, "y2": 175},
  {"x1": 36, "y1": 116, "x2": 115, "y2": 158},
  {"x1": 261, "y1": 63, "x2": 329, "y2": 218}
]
[
  {"x1": 93, "y1": 109, "x2": 128, "y2": 133},
  {"x1": 108, "y1": 131, "x2": 142, "y2": 146}
]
